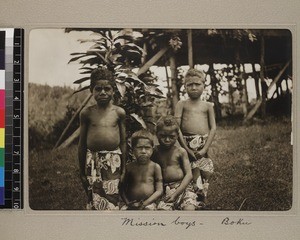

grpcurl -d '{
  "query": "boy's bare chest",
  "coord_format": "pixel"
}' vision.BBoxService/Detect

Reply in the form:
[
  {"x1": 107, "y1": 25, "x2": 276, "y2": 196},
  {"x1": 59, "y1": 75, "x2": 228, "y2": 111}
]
[
  {"x1": 157, "y1": 150, "x2": 181, "y2": 167},
  {"x1": 130, "y1": 165, "x2": 154, "y2": 181},
  {"x1": 183, "y1": 104, "x2": 208, "y2": 118},
  {"x1": 89, "y1": 110, "x2": 119, "y2": 126}
]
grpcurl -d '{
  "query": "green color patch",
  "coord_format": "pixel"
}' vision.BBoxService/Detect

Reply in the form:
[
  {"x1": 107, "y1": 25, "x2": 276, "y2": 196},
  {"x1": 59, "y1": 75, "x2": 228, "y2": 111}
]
[{"x1": 0, "y1": 148, "x2": 4, "y2": 167}]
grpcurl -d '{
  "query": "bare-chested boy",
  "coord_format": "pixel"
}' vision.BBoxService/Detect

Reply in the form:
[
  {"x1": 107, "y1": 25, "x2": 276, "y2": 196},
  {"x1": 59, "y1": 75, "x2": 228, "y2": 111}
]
[
  {"x1": 152, "y1": 115, "x2": 198, "y2": 210},
  {"x1": 175, "y1": 68, "x2": 216, "y2": 203},
  {"x1": 120, "y1": 130, "x2": 163, "y2": 210},
  {"x1": 78, "y1": 67, "x2": 126, "y2": 210}
]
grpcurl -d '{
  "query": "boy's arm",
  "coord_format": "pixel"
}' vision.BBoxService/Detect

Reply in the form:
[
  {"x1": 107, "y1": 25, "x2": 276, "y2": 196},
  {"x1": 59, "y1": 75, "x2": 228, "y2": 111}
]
[
  {"x1": 142, "y1": 164, "x2": 163, "y2": 207},
  {"x1": 118, "y1": 107, "x2": 127, "y2": 182},
  {"x1": 119, "y1": 165, "x2": 130, "y2": 205},
  {"x1": 175, "y1": 100, "x2": 196, "y2": 161},
  {"x1": 78, "y1": 109, "x2": 89, "y2": 197},
  {"x1": 165, "y1": 149, "x2": 192, "y2": 202},
  {"x1": 196, "y1": 103, "x2": 216, "y2": 157}
]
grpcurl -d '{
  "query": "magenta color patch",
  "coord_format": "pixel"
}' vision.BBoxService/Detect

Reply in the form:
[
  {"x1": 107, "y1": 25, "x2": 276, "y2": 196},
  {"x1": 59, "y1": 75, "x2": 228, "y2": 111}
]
[{"x1": 0, "y1": 90, "x2": 4, "y2": 109}]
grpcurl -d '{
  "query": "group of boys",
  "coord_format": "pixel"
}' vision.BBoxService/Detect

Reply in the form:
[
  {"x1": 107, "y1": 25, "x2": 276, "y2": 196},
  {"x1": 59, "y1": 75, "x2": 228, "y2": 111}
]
[{"x1": 78, "y1": 67, "x2": 216, "y2": 210}]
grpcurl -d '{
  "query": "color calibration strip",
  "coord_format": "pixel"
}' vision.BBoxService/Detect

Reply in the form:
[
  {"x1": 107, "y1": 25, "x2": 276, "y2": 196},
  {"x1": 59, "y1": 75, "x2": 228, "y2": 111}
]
[
  {"x1": 0, "y1": 31, "x2": 5, "y2": 205},
  {"x1": 0, "y1": 28, "x2": 23, "y2": 209}
]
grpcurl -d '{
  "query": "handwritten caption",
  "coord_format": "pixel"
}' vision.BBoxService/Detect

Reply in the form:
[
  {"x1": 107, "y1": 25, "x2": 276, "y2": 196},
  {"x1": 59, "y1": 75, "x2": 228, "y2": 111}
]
[
  {"x1": 121, "y1": 216, "x2": 202, "y2": 229},
  {"x1": 121, "y1": 216, "x2": 252, "y2": 229}
]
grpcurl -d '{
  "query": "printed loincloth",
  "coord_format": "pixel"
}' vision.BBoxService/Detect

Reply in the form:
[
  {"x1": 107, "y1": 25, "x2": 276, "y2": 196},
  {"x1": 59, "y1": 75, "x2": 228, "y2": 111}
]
[
  {"x1": 86, "y1": 148, "x2": 122, "y2": 210},
  {"x1": 183, "y1": 134, "x2": 214, "y2": 173},
  {"x1": 157, "y1": 182, "x2": 199, "y2": 210},
  {"x1": 120, "y1": 202, "x2": 157, "y2": 210}
]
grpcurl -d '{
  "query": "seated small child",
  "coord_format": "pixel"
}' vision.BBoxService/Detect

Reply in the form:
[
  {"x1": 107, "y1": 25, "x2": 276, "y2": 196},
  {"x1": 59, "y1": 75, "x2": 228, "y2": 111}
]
[
  {"x1": 120, "y1": 130, "x2": 163, "y2": 210},
  {"x1": 152, "y1": 115, "x2": 199, "y2": 210}
]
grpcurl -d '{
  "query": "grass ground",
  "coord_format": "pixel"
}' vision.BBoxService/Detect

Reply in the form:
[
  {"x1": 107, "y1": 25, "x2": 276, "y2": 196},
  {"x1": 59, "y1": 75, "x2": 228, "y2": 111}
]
[{"x1": 29, "y1": 117, "x2": 293, "y2": 211}]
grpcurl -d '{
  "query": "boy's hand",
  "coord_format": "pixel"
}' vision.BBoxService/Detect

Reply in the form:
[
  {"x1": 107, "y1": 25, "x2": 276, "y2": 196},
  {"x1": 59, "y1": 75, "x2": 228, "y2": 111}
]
[
  {"x1": 195, "y1": 149, "x2": 207, "y2": 159},
  {"x1": 165, "y1": 193, "x2": 178, "y2": 203},
  {"x1": 128, "y1": 200, "x2": 144, "y2": 210}
]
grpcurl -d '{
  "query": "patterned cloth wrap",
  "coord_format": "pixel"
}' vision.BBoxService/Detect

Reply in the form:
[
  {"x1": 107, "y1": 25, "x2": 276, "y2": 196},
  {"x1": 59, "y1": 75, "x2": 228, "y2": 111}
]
[
  {"x1": 157, "y1": 182, "x2": 199, "y2": 210},
  {"x1": 183, "y1": 134, "x2": 214, "y2": 173},
  {"x1": 86, "y1": 148, "x2": 122, "y2": 210}
]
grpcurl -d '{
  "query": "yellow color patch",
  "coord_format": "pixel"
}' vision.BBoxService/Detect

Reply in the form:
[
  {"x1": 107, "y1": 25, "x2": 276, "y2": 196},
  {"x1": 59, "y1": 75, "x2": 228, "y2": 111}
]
[{"x1": 0, "y1": 128, "x2": 4, "y2": 148}]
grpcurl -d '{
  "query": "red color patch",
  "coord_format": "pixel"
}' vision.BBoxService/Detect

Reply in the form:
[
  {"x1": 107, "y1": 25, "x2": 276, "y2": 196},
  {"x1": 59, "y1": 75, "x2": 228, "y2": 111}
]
[{"x1": 0, "y1": 109, "x2": 4, "y2": 128}]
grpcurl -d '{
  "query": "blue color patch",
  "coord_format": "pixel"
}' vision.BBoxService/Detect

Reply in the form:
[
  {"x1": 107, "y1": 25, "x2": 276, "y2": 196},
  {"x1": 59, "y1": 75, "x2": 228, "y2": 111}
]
[{"x1": 0, "y1": 167, "x2": 3, "y2": 186}]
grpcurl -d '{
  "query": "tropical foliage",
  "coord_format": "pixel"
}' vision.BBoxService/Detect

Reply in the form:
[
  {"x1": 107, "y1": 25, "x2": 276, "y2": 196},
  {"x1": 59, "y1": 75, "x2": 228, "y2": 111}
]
[{"x1": 64, "y1": 28, "x2": 168, "y2": 155}]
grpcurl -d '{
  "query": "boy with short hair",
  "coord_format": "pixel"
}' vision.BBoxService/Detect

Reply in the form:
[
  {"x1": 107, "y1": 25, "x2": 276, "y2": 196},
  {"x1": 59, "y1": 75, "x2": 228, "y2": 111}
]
[
  {"x1": 152, "y1": 115, "x2": 198, "y2": 210},
  {"x1": 78, "y1": 67, "x2": 127, "y2": 210},
  {"x1": 120, "y1": 130, "x2": 163, "y2": 210},
  {"x1": 175, "y1": 68, "x2": 216, "y2": 203}
]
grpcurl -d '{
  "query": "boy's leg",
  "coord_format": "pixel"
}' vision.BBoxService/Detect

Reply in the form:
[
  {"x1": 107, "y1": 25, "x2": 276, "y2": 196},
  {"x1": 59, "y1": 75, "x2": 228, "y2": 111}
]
[
  {"x1": 191, "y1": 167, "x2": 206, "y2": 202},
  {"x1": 192, "y1": 167, "x2": 201, "y2": 186},
  {"x1": 197, "y1": 157, "x2": 214, "y2": 204}
]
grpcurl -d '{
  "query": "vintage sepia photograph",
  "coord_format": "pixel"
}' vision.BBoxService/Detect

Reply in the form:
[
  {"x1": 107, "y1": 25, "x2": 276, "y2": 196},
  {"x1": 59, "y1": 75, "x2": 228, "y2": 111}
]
[{"x1": 28, "y1": 28, "x2": 293, "y2": 211}]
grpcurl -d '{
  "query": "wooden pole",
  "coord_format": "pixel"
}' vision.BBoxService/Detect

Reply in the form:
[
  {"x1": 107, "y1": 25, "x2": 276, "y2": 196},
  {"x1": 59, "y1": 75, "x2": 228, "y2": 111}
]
[
  {"x1": 54, "y1": 93, "x2": 93, "y2": 149},
  {"x1": 170, "y1": 53, "x2": 178, "y2": 113},
  {"x1": 209, "y1": 64, "x2": 222, "y2": 121},
  {"x1": 137, "y1": 47, "x2": 168, "y2": 76},
  {"x1": 141, "y1": 42, "x2": 147, "y2": 65},
  {"x1": 164, "y1": 58, "x2": 172, "y2": 109},
  {"x1": 267, "y1": 60, "x2": 291, "y2": 92},
  {"x1": 243, "y1": 65, "x2": 249, "y2": 107},
  {"x1": 252, "y1": 63, "x2": 261, "y2": 99},
  {"x1": 56, "y1": 128, "x2": 80, "y2": 151},
  {"x1": 241, "y1": 65, "x2": 249, "y2": 117},
  {"x1": 260, "y1": 33, "x2": 267, "y2": 119},
  {"x1": 243, "y1": 60, "x2": 291, "y2": 122},
  {"x1": 187, "y1": 29, "x2": 193, "y2": 68}
]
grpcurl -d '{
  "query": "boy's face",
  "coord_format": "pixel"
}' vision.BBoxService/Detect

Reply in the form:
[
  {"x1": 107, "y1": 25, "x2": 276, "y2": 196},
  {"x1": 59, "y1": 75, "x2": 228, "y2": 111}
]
[
  {"x1": 185, "y1": 76, "x2": 204, "y2": 99},
  {"x1": 157, "y1": 127, "x2": 178, "y2": 148},
  {"x1": 92, "y1": 80, "x2": 114, "y2": 104},
  {"x1": 133, "y1": 138, "x2": 153, "y2": 164}
]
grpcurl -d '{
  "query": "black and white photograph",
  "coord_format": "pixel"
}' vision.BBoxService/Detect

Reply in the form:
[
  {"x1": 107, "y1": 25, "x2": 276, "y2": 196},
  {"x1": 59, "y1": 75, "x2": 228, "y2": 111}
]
[{"x1": 28, "y1": 28, "x2": 293, "y2": 211}]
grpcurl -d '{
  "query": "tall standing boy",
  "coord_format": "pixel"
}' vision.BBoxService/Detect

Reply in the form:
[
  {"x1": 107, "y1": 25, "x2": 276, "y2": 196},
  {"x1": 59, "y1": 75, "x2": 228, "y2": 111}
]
[
  {"x1": 175, "y1": 68, "x2": 216, "y2": 203},
  {"x1": 78, "y1": 67, "x2": 127, "y2": 210}
]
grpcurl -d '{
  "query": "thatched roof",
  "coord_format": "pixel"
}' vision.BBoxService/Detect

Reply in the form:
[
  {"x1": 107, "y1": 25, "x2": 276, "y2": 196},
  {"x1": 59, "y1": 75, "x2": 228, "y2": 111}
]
[{"x1": 144, "y1": 29, "x2": 292, "y2": 76}]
